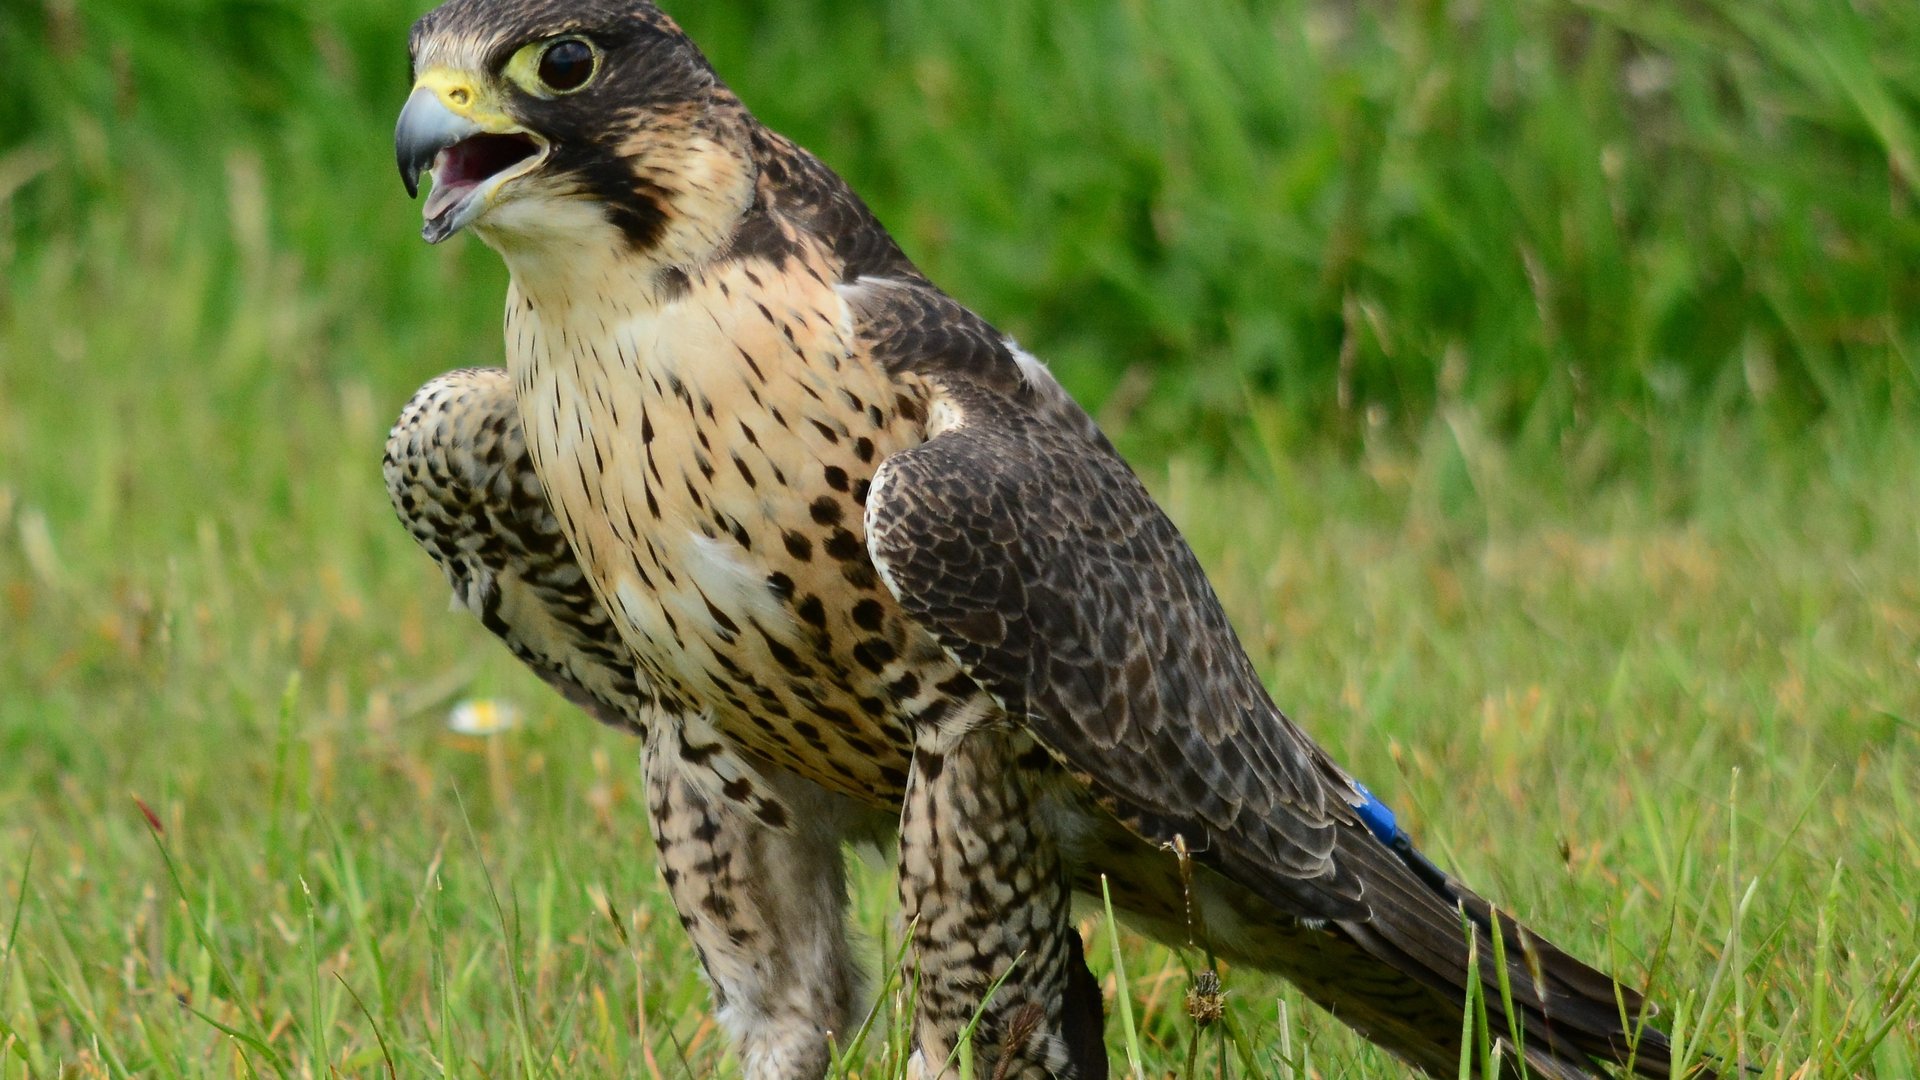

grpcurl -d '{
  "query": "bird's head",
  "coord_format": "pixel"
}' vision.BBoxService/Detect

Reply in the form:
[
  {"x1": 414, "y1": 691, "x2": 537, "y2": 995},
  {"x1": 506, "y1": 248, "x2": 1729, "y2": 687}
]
[{"x1": 396, "y1": 0, "x2": 754, "y2": 264}]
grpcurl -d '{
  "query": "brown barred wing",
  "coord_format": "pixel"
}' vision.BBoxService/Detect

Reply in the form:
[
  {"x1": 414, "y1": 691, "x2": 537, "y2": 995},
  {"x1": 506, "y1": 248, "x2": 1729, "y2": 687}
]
[
  {"x1": 863, "y1": 383, "x2": 1369, "y2": 922},
  {"x1": 384, "y1": 367, "x2": 667, "y2": 736},
  {"x1": 863, "y1": 383, "x2": 1691, "y2": 1079}
]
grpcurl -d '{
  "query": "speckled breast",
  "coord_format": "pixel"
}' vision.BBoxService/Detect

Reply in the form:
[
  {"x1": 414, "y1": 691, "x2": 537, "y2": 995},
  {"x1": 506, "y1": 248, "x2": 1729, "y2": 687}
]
[{"x1": 506, "y1": 246, "x2": 963, "y2": 803}]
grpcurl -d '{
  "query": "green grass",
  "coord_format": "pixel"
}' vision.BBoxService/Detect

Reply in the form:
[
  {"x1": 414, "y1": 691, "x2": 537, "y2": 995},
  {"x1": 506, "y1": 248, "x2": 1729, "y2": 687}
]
[
  {"x1": 3, "y1": 0, "x2": 1919, "y2": 1075},
  {"x1": 3, "y1": 249, "x2": 1916, "y2": 1073}
]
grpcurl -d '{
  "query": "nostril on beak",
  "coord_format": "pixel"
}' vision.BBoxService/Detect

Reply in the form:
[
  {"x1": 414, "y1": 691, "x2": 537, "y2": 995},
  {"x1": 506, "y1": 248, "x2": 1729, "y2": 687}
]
[{"x1": 395, "y1": 86, "x2": 482, "y2": 198}]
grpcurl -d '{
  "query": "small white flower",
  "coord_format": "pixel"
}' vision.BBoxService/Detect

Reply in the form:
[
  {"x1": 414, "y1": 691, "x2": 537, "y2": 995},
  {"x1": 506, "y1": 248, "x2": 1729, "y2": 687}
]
[{"x1": 448, "y1": 698, "x2": 521, "y2": 735}]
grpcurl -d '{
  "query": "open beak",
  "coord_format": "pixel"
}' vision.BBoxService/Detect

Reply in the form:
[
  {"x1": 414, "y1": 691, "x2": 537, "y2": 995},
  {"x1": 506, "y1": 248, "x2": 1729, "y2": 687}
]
[{"x1": 395, "y1": 84, "x2": 547, "y2": 243}]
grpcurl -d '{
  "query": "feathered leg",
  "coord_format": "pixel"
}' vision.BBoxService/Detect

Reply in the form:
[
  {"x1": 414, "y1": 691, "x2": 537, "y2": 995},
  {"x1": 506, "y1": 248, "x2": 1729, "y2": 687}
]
[
  {"x1": 646, "y1": 719, "x2": 870, "y2": 1080},
  {"x1": 898, "y1": 729, "x2": 1107, "y2": 1080},
  {"x1": 388, "y1": 369, "x2": 876, "y2": 1078}
]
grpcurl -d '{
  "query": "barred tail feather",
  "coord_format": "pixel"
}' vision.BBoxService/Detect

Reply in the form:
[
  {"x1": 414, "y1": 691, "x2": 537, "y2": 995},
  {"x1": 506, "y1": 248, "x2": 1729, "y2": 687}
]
[{"x1": 1285, "y1": 837, "x2": 1703, "y2": 1080}]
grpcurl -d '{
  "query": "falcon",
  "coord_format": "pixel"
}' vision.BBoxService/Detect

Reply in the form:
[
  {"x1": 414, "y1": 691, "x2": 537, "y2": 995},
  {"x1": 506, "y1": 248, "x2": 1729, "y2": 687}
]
[{"x1": 385, "y1": 2, "x2": 1701, "y2": 1076}]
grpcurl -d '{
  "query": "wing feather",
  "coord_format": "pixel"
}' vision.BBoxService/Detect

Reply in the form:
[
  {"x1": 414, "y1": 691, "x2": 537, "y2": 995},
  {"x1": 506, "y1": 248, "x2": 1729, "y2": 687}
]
[{"x1": 864, "y1": 378, "x2": 1373, "y2": 920}]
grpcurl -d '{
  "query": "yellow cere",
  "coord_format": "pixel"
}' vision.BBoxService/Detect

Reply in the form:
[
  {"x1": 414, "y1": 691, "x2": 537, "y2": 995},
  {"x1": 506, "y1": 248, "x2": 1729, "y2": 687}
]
[{"x1": 411, "y1": 66, "x2": 515, "y2": 131}]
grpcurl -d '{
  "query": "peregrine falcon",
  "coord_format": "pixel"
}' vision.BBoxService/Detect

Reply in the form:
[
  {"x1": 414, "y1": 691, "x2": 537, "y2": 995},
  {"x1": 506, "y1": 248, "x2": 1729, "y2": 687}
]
[{"x1": 385, "y1": 2, "x2": 1700, "y2": 1077}]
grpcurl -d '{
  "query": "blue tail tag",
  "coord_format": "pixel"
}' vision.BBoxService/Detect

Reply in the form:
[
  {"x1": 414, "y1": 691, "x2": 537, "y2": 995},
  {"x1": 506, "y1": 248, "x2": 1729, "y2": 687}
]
[
  {"x1": 1351, "y1": 781, "x2": 1400, "y2": 846},
  {"x1": 1351, "y1": 782, "x2": 1458, "y2": 897}
]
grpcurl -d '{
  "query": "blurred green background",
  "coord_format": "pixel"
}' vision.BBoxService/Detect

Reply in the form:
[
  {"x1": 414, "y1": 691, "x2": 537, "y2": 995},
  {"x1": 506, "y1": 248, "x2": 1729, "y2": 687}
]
[
  {"x1": 2, "y1": 1, "x2": 1918, "y2": 1076},
  {"x1": 4, "y1": 0, "x2": 1914, "y2": 447}
]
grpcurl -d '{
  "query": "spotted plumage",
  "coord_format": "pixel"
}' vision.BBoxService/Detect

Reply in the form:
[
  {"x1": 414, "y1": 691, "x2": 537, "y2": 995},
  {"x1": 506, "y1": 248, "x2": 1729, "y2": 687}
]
[
  {"x1": 386, "y1": 3, "x2": 1704, "y2": 1077},
  {"x1": 383, "y1": 367, "x2": 658, "y2": 734}
]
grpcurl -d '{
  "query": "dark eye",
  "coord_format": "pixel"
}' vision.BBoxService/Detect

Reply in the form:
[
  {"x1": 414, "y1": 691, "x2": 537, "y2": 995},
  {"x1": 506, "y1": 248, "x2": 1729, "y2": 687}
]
[{"x1": 537, "y1": 38, "x2": 596, "y2": 92}]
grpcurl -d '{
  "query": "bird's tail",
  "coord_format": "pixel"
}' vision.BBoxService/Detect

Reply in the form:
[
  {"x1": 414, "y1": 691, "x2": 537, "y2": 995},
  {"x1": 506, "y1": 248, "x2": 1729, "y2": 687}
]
[{"x1": 1262, "y1": 826, "x2": 1706, "y2": 1080}]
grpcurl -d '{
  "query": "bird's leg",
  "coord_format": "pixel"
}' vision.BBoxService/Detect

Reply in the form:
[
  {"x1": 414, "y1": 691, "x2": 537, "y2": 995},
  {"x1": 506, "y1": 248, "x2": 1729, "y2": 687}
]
[
  {"x1": 385, "y1": 367, "x2": 658, "y2": 733},
  {"x1": 645, "y1": 719, "x2": 866, "y2": 1080},
  {"x1": 392, "y1": 371, "x2": 868, "y2": 1075},
  {"x1": 898, "y1": 729, "x2": 1107, "y2": 1080}
]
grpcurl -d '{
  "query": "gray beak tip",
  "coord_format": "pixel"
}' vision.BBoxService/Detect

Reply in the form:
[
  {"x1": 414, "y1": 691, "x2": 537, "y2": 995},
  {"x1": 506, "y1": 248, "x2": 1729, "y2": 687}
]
[{"x1": 395, "y1": 87, "x2": 476, "y2": 206}]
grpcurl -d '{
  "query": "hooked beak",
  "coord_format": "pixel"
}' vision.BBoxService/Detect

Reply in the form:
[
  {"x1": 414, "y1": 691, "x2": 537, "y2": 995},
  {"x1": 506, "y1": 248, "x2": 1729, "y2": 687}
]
[{"x1": 395, "y1": 83, "x2": 547, "y2": 243}]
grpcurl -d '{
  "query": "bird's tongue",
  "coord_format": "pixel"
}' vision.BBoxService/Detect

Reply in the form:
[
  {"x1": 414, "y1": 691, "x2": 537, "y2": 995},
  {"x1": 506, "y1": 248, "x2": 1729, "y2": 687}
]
[
  {"x1": 422, "y1": 134, "x2": 540, "y2": 222},
  {"x1": 422, "y1": 175, "x2": 474, "y2": 222}
]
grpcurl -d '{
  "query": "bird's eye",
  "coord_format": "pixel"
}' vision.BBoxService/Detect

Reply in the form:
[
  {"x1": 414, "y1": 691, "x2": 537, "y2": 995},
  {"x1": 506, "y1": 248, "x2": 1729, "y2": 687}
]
[{"x1": 536, "y1": 38, "x2": 596, "y2": 93}]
